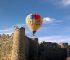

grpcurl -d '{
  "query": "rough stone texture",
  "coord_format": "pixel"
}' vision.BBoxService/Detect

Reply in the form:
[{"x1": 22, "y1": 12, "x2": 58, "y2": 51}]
[
  {"x1": 0, "y1": 34, "x2": 12, "y2": 60},
  {"x1": 11, "y1": 27, "x2": 26, "y2": 60},
  {"x1": 0, "y1": 27, "x2": 69, "y2": 60}
]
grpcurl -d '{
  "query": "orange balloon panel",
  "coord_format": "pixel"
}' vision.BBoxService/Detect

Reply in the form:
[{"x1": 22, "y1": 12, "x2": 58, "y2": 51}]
[{"x1": 26, "y1": 14, "x2": 43, "y2": 32}]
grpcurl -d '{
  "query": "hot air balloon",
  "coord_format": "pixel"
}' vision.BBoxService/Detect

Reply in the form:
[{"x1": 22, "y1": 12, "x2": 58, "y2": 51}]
[{"x1": 26, "y1": 14, "x2": 43, "y2": 36}]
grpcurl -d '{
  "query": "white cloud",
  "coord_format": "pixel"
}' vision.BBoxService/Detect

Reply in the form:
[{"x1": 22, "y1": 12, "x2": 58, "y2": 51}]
[
  {"x1": 43, "y1": 17, "x2": 62, "y2": 25},
  {"x1": 0, "y1": 28, "x2": 12, "y2": 34},
  {"x1": 62, "y1": 0, "x2": 70, "y2": 6},
  {"x1": 43, "y1": 17, "x2": 56, "y2": 24},
  {"x1": 0, "y1": 23, "x2": 26, "y2": 34},
  {"x1": 39, "y1": 35, "x2": 70, "y2": 44},
  {"x1": 50, "y1": 0, "x2": 70, "y2": 7}
]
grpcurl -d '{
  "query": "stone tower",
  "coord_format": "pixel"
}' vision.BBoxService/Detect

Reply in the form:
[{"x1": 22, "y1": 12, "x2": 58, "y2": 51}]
[
  {"x1": 32, "y1": 38, "x2": 38, "y2": 60},
  {"x1": 11, "y1": 27, "x2": 26, "y2": 60},
  {"x1": 29, "y1": 38, "x2": 38, "y2": 60}
]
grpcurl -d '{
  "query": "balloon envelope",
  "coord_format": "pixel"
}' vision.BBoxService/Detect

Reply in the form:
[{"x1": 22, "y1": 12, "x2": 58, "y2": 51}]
[{"x1": 26, "y1": 14, "x2": 43, "y2": 33}]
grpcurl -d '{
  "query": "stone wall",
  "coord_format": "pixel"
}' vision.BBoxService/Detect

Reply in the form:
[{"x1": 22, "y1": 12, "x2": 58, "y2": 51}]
[
  {"x1": 0, "y1": 34, "x2": 12, "y2": 60},
  {"x1": 0, "y1": 27, "x2": 69, "y2": 60}
]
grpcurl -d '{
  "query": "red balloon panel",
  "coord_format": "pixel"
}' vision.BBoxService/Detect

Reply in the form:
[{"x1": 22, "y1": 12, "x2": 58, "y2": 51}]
[{"x1": 32, "y1": 15, "x2": 40, "y2": 20}]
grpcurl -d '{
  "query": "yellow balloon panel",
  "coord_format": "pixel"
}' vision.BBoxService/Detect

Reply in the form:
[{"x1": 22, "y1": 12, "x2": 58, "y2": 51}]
[{"x1": 26, "y1": 14, "x2": 43, "y2": 32}]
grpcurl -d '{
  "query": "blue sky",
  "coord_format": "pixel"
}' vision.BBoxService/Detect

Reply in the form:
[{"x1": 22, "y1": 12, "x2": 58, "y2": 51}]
[{"x1": 0, "y1": 0, "x2": 70, "y2": 43}]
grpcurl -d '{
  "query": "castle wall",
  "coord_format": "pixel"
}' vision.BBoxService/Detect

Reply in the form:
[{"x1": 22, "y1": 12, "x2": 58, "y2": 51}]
[
  {"x1": 39, "y1": 42, "x2": 67, "y2": 60},
  {"x1": 25, "y1": 36, "x2": 30, "y2": 60},
  {"x1": 0, "y1": 27, "x2": 69, "y2": 60},
  {"x1": 29, "y1": 38, "x2": 38, "y2": 60}
]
